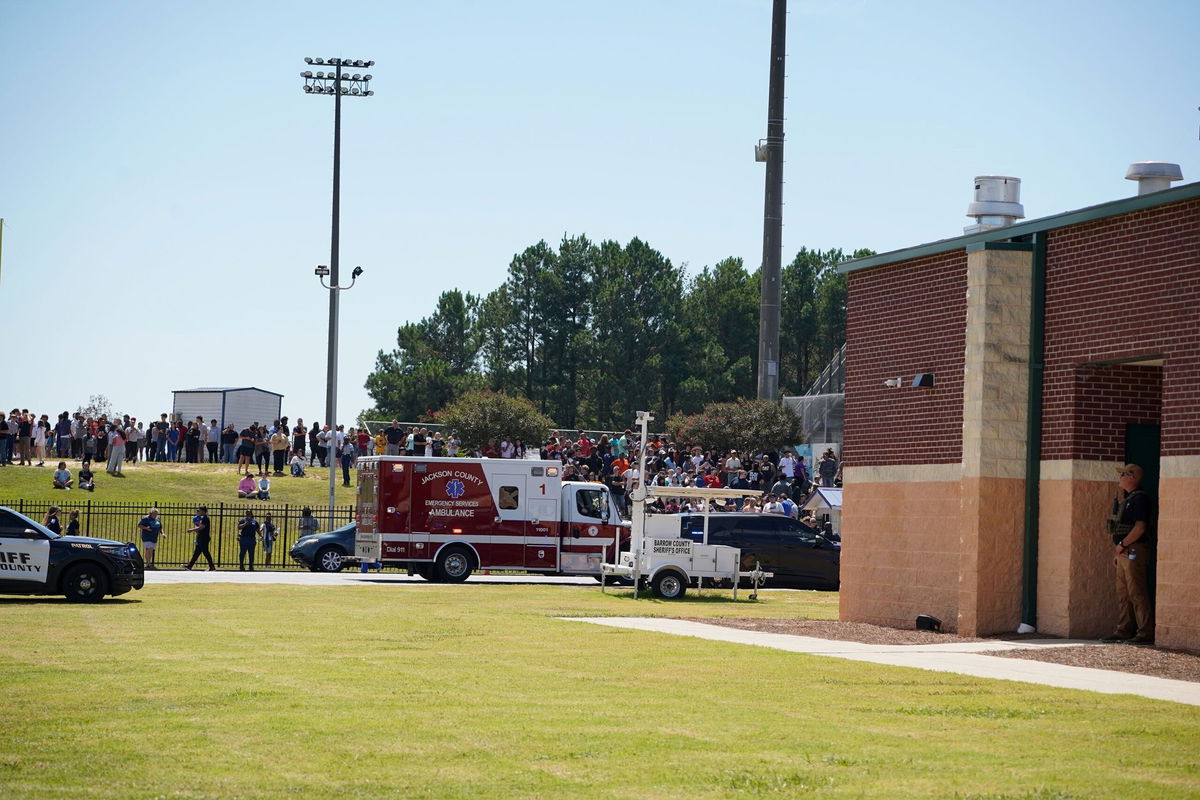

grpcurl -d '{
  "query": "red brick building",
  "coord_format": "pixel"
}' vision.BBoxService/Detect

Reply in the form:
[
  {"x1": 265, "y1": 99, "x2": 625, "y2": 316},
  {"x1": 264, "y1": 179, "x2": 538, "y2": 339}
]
[{"x1": 838, "y1": 179, "x2": 1200, "y2": 651}]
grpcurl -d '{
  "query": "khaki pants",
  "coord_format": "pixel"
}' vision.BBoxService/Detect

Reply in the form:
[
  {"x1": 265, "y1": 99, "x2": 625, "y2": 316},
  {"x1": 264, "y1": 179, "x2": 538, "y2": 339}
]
[{"x1": 1114, "y1": 543, "x2": 1154, "y2": 638}]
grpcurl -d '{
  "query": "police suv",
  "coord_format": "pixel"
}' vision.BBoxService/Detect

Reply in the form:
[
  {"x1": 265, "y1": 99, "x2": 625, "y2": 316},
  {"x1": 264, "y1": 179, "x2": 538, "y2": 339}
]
[{"x1": 0, "y1": 506, "x2": 145, "y2": 602}]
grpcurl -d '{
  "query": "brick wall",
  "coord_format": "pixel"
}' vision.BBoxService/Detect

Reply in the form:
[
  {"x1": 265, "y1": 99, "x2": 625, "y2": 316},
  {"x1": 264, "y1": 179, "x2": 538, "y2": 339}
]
[
  {"x1": 1041, "y1": 197, "x2": 1200, "y2": 458},
  {"x1": 844, "y1": 250, "x2": 967, "y2": 466},
  {"x1": 1039, "y1": 364, "x2": 1162, "y2": 461}
]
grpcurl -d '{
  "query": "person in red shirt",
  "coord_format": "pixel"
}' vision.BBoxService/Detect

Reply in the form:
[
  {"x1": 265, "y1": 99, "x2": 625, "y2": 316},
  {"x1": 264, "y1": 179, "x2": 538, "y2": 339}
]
[{"x1": 576, "y1": 432, "x2": 592, "y2": 458}]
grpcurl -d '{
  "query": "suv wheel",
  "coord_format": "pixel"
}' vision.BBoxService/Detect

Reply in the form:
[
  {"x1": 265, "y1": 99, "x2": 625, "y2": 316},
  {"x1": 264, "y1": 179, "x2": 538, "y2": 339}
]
[{"x1": 63, "y1": 564, "x2": 108, "y2": 603}]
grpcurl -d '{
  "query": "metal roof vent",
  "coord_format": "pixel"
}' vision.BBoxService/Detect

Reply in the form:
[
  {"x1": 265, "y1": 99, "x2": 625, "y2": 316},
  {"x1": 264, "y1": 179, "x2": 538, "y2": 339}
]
[
  {"x1": 1125, "y1": 161, "x2": 1183, "y2": 195},
  {"x1": 965, "y1": 175, "x2": 1025, "y2": 234}
]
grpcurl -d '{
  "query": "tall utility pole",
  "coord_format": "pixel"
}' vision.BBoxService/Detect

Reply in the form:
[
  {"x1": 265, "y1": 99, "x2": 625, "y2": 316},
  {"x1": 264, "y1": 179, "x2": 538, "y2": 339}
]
[
  {"x1": 756, "y1": 0, "x2": 786, "y2": 400},
  {"x1": 301, "y1": 56, "x2": 375, "y2": 520}
]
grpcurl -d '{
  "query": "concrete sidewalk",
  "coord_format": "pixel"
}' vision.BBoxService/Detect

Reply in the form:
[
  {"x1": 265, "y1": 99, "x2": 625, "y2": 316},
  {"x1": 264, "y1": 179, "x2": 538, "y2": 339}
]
[{"x1": 566, "y1": 617, "x2": 1200, "y2": 707}]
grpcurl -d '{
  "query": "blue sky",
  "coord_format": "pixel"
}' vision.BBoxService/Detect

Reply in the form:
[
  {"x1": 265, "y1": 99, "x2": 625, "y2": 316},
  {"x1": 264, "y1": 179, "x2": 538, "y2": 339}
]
[{"x1": 2, "y1": 0, "x2": 1197, "y2": 426}]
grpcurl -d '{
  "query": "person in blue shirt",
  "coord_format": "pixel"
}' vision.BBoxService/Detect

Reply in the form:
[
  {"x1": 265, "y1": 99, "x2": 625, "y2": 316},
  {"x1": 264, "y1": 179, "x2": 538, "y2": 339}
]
[
  {"x1": 237, "y1": 510, "x2": 260, "y2": 571},
  {"x1": 138, "y1": 508, "x2": 164, "y2": 569}
]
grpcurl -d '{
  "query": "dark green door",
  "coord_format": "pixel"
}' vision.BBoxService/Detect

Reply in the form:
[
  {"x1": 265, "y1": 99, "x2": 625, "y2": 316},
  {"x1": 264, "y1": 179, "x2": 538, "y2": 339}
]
[{"x1": 1124, "y1": 423, "x2": 1160, "y2": 497}]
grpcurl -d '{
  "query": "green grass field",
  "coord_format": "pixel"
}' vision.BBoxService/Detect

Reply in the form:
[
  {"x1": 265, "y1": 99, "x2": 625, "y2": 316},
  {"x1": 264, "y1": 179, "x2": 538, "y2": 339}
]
[
  {"x1": 2, "y1": 583, "x2": 1198, "y2": 799},
  {"x1": 0, "y1": 459, "x2": 357, "y2": 508}
]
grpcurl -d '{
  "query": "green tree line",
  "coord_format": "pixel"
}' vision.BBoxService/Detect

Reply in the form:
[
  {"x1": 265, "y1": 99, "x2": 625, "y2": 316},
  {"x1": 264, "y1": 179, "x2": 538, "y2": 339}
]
[{"x1": 363, "y1": 236, "x2": 871, "y2": 429}]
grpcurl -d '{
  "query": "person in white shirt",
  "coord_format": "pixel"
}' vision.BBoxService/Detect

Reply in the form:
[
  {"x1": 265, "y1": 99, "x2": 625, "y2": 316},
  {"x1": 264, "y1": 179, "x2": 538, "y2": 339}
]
[
  {"x1": 500, "y1": 438, "x2": 514, "y2": 459},
  {"x1": 778, "y1": 452, "x2": 796, "y2": 479}
]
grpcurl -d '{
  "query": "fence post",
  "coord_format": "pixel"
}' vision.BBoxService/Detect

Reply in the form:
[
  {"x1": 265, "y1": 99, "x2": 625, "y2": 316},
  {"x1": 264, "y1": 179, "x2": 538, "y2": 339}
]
[
  {"x1": 85, "y1": 499, "x2": 92, "y2": 538},
  {"x1": 217, "y1": 502, "x2": 225, "y2": 568}
]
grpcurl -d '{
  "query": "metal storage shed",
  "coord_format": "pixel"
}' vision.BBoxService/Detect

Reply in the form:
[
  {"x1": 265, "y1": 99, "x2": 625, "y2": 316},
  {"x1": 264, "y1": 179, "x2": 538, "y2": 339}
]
[
  {"x1": 171, "y1": 387, "x2": 284, "y2": 435},
  {"x1": 802, "y1": 487, "x2": 842, "y2": 535}
]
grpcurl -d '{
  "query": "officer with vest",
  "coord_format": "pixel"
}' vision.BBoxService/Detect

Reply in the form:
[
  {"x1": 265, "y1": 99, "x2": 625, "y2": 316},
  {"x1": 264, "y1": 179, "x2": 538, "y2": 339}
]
[{"x1": 1100, "y1": 463, "x2": 1155, "y2": 644}]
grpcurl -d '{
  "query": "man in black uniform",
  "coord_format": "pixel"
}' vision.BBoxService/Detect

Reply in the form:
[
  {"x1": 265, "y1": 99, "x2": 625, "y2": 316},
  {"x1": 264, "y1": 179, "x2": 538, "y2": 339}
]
[{"x1": 1100, "y1": 463, "x2": 1155, "y2": 644}]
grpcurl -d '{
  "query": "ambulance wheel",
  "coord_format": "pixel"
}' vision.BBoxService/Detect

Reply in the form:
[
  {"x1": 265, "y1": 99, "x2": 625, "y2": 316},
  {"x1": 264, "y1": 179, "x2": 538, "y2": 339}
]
[
  {"x1": 63, "y1": 563, "x2": 109, "y2": 603},
  {"x1": 651, "y1": 570, "x2": 687, "y2": 600},
  {"x1": 435, "y1": 547, "x2": 474, "y2": 583}
]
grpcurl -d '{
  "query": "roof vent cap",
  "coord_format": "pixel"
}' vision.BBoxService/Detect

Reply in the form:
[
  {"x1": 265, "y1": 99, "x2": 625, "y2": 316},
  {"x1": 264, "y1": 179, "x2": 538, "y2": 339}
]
[
  {"x1": 1125, "y1": 162, "x2": 1183, "y2": 195},
  {"x1": 965, "y1": 175, "x2": 1024, "y2": 234}
]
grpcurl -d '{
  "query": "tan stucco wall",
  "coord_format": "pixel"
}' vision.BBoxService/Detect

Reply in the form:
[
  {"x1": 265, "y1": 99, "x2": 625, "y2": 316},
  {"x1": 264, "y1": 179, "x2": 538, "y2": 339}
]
[
  {"x1": 840, "y1": 465, "x2": 961, "y2": 631},
  {"x1": 1037, "y1": 460, "x2": 1122, "y2": 638},
  {"x1": 1157, "y1": 455, "x2": 1200, "y2": 651},
  {"x1": 958, "y1": 476, "x2": 1026, "y2": 635}
]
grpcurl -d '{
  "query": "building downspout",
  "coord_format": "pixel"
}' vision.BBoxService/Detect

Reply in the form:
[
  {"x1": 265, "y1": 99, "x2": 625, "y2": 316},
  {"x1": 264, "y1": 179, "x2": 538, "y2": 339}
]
[{"x1": 1020, "y1": 231, "x2": 1048, "y2": 631}]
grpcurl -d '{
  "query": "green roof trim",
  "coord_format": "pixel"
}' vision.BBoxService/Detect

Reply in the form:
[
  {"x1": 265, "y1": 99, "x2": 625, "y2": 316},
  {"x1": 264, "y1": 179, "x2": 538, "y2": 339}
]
[{"x1": 839, "y1": 181, "x2": 1200, "y2": 274}]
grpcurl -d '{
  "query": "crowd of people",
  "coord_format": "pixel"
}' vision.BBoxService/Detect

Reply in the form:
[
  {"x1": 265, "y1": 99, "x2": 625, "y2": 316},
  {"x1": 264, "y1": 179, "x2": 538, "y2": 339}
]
[
  {"x1": 7, "y1": 408, "x2": 843, "y2": 521},
  {"x1": 528, "y1": 428, "x2": 841, "y2": 519}
]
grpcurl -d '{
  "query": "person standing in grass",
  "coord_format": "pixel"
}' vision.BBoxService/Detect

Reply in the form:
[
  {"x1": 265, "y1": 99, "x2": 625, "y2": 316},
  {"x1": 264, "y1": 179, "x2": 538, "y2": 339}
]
[
  {"x1": 65, "y1": 509, "x2": 81, "y2": 536},
  {"x1": 183, "y1": 505, "x2": 215, "y2": 571},
  {"x1": 221, "y1": 423, "x2": 238, "y2": 464},
  {"x1": 106, "y1": 423, "x2": 126, "y2": 476},
  {"x1": 236, "y1": 424, "x2": 254, "y2": 474},
  {"x1": 298, "y1": 506, "x2": 319, "y2": 537},
  {"x1": 291, "y1": 419, "x2": 307, "y2": 462},
  {"x1": 185, "y1": 420, "x2": 201, "y2": 463},
  {"x1": 253, "y1": 424, "x2": 270, "y2": 475},
  {"x1": 237, "y1": 510, "x2": 259, "y2": 571},
  {"x1": 270, "y1": 426, "x2": 289, "y2": 475},
  {"x1": 138, "y1": 508, "x2": 164, "y2": 569},
  {"x1": 261, "y1": 513, "x2": 277, "y2": 566},
  {"x1": 340, "y1": 432, "x2": 357, "y2": 487},
  {"x1": 125, "y1": 419, "x2": 141, "y2": 463},
  {"x1": 207, "y1": 419, "x2": 220, "y2": 463},
  {"x1": 308, "y1": 422, "x2": 321, "y2": 466}
]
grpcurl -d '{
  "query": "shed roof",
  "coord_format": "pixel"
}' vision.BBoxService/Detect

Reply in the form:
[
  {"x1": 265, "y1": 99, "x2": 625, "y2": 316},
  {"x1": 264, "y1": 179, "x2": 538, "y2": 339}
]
[
  {"x1": 173, "y1": 387, "x2": 284, "y2": 397},
  {"x1": 803, "y1": 487, "x2": 842, "y2": 511}
]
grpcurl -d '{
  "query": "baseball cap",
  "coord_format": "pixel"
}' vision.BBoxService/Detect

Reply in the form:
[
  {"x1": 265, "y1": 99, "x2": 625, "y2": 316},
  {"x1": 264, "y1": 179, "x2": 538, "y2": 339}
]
[{"x1": 1117, "y1": 464, "x2": 1144, "y2": 481}]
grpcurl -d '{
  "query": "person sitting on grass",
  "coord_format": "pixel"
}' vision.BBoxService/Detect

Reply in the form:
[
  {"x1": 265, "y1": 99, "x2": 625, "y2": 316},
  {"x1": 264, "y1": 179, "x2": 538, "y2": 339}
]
[
  {"x1": 290, "y1": 451, "x2": 305, "y2": 477},
  {"x1": 78, "y1": 459, "x2": 96, "y2": 492},
  {"x1": 256, "y1": 474, "x2": 271, "y2": 501},
  {"x1": 53, "y1": 462, "x2": 73, "y2": 489},
  {"x1": 237, "y1": 473, "x2": 256, "y2": 498}
]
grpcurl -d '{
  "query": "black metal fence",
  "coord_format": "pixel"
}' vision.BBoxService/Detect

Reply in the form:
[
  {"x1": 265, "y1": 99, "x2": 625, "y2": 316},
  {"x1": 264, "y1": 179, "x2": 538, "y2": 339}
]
[{"x1": 4, "y1": 499, "x2": 355, "y2": 570}]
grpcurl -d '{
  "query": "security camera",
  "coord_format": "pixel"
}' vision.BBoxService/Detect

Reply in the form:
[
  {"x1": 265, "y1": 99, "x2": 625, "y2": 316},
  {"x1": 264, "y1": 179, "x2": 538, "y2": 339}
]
[
  {"x1": 884, "y1": 377, "x2": 902, "y2": 389},
  {"x1": 352, "y1": 266, "x2": 364, "y2": 279}
]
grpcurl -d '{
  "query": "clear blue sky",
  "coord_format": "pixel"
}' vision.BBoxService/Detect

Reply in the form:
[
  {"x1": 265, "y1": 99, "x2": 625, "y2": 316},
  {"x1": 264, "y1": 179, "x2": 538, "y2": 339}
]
[{"x1": 2, "y1": 0, "x2": 1197, "y2": 425}]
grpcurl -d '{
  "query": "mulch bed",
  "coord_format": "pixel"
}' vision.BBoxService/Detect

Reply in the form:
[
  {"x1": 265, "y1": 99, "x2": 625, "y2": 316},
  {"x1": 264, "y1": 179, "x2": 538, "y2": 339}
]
[{"x1": 683, "y1": 618, "x2": 1200, "y2": 684}]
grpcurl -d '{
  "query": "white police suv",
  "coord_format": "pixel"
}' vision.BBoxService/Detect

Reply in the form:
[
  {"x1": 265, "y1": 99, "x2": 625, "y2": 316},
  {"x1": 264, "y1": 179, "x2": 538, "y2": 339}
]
[{"x1": 0, "y1": 506, "x2": 145, "y2": 602}]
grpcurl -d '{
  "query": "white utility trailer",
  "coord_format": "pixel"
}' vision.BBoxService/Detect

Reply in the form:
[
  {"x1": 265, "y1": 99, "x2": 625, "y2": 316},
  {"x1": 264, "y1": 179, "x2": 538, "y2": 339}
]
[{"x1": 599, "y1": 412, "x2": 771, "y2": 599}]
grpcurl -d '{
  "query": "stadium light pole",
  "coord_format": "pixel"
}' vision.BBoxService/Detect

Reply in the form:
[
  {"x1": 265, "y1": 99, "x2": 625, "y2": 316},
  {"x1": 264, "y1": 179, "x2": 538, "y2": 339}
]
[{"x1": 301, "y1": 56, "x2": 375, "y2": 521}]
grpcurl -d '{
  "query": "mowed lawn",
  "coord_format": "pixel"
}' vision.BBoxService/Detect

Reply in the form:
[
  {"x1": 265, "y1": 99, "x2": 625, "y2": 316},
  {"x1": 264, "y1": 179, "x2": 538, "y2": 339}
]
[
  {"x1": 0, "y1": 459, "x2": 357, "y2": 509},
  {"x1": 1, "y1": 584, "x2": 1198, "y2": 799}
]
